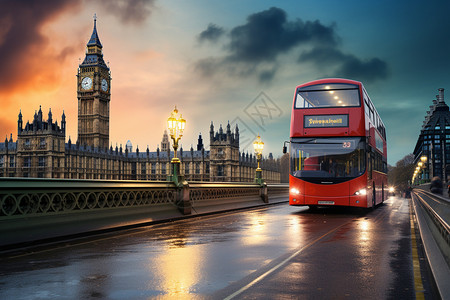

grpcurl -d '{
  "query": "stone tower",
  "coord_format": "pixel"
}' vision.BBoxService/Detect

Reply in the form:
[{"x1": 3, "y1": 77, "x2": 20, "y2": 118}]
[
  {"x1": 77, "y1": 15, "x2": 111, "y2": 150},
  {"x1": 209, "y1": 121, "x2": 240, "y2": 181},
  {"x1": 161, "y1": 130, "x2": 170, "y2": 152},
  {"x1": 16, "y1": 107, "x2": 66, "y2": 178}
]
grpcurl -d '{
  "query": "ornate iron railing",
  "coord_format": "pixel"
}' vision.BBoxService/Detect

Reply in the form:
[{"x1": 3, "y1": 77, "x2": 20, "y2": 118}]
[
  {"x1": 0, "y1": 178, "x2": 288, "y2": 218},
  {"x1": 189, "y1": 182, "x2": 261, "y2": 204},
  {"x1": 0, "y1": 178, "x2": 176, "y2": 218}
]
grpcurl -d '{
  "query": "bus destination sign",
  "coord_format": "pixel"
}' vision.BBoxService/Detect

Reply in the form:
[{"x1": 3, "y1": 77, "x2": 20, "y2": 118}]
[{"x1": 304, "y1": 114, "x2": 349, "y2": 128}]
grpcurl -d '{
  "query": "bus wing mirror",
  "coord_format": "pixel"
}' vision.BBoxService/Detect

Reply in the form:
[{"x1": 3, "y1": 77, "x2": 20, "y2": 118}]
[{"x1": 283, "y1": 141, "x2": 289, "y2": 154}]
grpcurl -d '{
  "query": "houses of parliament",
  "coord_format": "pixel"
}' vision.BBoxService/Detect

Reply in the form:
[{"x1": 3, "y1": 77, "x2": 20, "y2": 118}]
[{"x1": 0, "y1": 18, "x2": 282, "y2": 183}]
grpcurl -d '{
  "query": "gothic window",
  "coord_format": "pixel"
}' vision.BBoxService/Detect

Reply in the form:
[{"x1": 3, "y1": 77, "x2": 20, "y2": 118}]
[
  {"x1": 9, "y1": 156, "x2": 15, "y2": 168},
  {"x1": 218, "y1": 165, "x2": 224, "y2": 177},
  {"x1": 0, "y1": 156, "x2": 3, "y2": 168},
  {"x1": 196, "y1": 162, "x2": 200, "y2": 174},
  {"x1": 24, "y1": 157, "x2": 31, "y2": 168},
  {"x1": 38, "y1": 157, "x2": 45, "y2": 167},
  {"x1": 185, "y1": 162, "x2": 190, "y2": 174}
]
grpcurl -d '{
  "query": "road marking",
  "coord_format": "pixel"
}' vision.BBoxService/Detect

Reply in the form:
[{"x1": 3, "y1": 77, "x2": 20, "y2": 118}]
[
  {"x1": 409, "y1": 199, "x2": 425, "y2": 300},
  {"x1": 224, "y1": 200, "x2": 398, "y2": 299},
  {"x1": 224, "y1": 221, "x2": 351, "y2": 300}
]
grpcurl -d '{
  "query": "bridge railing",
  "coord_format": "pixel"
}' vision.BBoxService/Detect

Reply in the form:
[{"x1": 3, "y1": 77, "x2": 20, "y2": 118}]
[
  {"x1": 0, "y1": 178, "x2": 288, "y2": 218},
  {"x1": 412, "y1": 187, "x2": 450, "y2": 248},
  {"x1": 0, "y1": 178, "x2": 177, "y2": 218},
  {"x1": 411, "y1": 187, "x2": 450, "y2": 298}
]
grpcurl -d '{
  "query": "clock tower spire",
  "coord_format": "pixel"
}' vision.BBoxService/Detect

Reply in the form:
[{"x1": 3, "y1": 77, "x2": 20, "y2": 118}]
[{"x1": 77, "y1": 14, "x2": 111, "y2": 150}]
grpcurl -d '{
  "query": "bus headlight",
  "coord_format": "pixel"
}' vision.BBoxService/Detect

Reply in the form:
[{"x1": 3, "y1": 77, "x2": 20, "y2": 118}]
[
  {"x1": 290, "y1": 188, "x2": 300, "y2": 195},
  {"x1": 389, "y1": 187, "x2": 395, "y2": 193},
  {"x1": 355, "y1": 188, "x2": 366, "y2": 196}
]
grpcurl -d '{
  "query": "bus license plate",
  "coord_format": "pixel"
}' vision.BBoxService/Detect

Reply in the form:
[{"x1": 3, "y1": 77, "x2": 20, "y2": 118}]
[{"x1": 318, "y1": 201, "x2": 334, "y2": 205}]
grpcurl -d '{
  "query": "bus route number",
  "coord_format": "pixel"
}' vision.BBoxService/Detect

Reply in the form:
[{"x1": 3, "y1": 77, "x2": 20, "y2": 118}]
[{"x1": 343, "y1": 142, "x2": 352, "y2": 148}]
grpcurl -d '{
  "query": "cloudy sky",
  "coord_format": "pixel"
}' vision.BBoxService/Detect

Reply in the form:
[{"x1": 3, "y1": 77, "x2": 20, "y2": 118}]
[{"x1": 1, "y1": 0, "x2": 449, "y2": 164}]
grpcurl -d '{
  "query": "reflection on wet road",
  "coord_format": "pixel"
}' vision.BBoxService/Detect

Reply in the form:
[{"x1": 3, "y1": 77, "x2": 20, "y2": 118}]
[{"x1": 0, "y1": 196, "x2": 416, "y2": 299}]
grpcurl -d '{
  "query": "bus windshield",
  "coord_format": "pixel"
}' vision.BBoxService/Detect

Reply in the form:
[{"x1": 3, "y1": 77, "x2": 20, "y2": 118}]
[
  {"x1": 295, "y1": 83, "x2": 360, "y2": 108},
  {"x1": 290, "y1": 137, "x2": 365, "y2": 183}
]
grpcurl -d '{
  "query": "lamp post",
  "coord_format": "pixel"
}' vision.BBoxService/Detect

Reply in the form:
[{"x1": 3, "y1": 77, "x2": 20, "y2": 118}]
[
  {"x1": 253, "y1": 135, "x2": 264, "y2": 185},
  {"x1": 420, "y1": 155, "x2": 428, "y2": 181},
  {"x1": 167, "y1": 106, "x2": 186, "y2": 185}
]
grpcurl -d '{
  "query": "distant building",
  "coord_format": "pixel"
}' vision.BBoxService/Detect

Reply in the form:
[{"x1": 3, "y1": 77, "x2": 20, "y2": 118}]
[
  {"x1": 413, "y1": 88, "x2": 450, "y2": 181},
  {"x1": 0, "y1": 17, "x2": 281, "y2": 183}
]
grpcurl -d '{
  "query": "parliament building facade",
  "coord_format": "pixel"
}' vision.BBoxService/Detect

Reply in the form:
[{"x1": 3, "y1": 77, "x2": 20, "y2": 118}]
[{"x1": 0, "y1": 19, "x2": 281, "y2": 183}]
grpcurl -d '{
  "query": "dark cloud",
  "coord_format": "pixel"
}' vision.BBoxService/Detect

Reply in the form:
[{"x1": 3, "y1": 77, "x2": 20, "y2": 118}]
[
  {"x1": 101, "y1": 0, "x2": 156, "y2": 25},
  {"x1": 195, "y1": 6, "x2": 389, "y2": 85},
  {"x1": 0, "y1": 0, "x2": 81, "y2": 93},
  {"x1": 227, "y1": 7, "x2": 337, "y2": 63},
  {"x1": 198, "y1": 23, "x2": 225, "y2": 43},
  {"x1": 195, "y1": 7, "x2": 339, "y2": 84},
  {"x1": 299, "y1": 47, "x2": 389, "y2": 82}
]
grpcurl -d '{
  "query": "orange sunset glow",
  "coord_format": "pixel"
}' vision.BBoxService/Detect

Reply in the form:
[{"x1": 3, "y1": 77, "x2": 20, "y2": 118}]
[{"x1": 1, "y1": 0, "x2": 241, "y2": 154}]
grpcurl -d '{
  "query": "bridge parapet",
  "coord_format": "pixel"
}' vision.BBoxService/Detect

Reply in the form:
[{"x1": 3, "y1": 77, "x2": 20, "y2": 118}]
[
  {"x1": 0, "y1": 178, "x2": 176, "y2": 218},
  {"x1": 0, "y1": 178, "x2": 288, "y2": 218},
  {"x1": 0, "y1": 178, "x2": 288, "y2": 248},
  {"x1": 411, "y1": 188, "x2": 450, "y2": 298}
]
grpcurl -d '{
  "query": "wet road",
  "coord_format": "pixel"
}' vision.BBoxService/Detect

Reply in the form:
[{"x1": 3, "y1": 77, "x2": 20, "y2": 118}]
[{"x1": 0, "y1": 196, "x2": 417, "y2": 299}]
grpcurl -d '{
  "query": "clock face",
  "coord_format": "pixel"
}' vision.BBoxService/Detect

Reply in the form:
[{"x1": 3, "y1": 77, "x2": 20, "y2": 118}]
[
  {"x1": 101, "y1": 79, "x2": 108, "y2": 91},
  {"x1": 81, "y1": 77, "x2": 93, "y2": 90}
]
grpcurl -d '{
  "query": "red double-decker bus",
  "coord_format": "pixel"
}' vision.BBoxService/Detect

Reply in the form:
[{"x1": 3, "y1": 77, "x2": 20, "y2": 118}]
[{"x1": 285, "y1": 78, "x2": 387, "y2": 209}]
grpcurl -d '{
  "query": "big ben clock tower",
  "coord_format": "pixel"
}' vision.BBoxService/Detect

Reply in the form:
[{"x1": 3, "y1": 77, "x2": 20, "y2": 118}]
[{"x1": 77, "y1": 15, "x2": 111, "y2": 150}]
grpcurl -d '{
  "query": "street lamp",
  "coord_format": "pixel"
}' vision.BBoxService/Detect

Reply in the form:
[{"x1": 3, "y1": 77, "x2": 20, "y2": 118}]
[
  {"x1": 253, "y1": 135, "x2": 264, "y2": 184},
  {"x1": 420, "y1": 155, "x2": 428, "y2": 182},
  {"x1": 167, "y1": 106, "x2": 186, "y2": 185}
]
